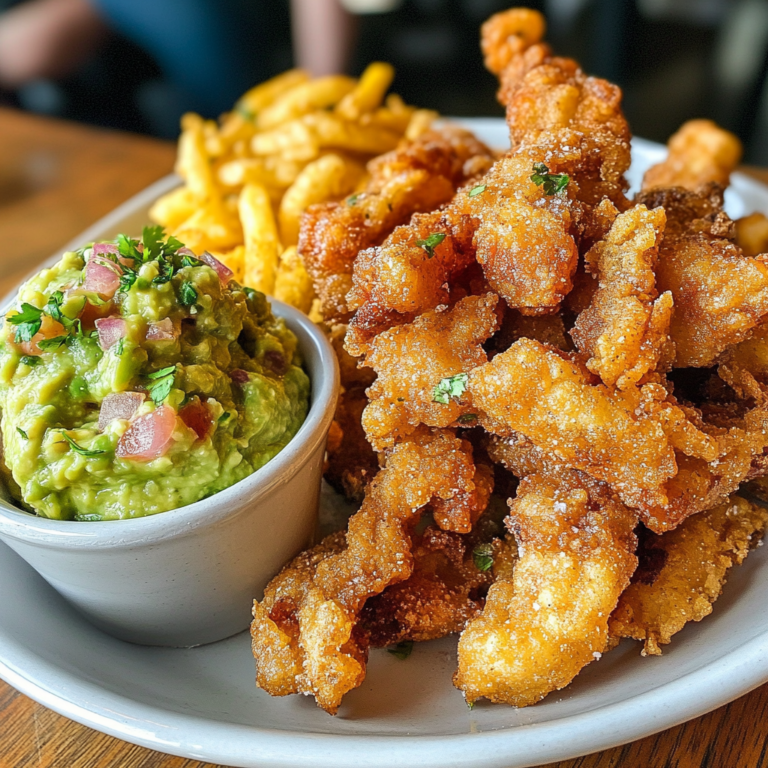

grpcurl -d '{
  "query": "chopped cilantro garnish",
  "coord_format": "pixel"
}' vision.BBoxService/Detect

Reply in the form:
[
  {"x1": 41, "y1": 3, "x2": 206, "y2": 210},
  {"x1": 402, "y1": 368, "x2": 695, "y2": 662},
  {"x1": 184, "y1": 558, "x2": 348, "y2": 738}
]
[
  {"x1": 117, "y1": 233, "x2": 142, "y2": 263},
  {"x1": 114, "y1": 337, "x2": 125, "y2": 357},
  {"x1": 179, "y1": 281, "x2": 198, "y2": 307},
  {"x1": 387, "y1": 641, "x2": 413, "y2": 660},
  {"x1": 181, "y1": 252, "x2": 203, "y2": 268},
  {"x1": 530, "y1": 163, "x2": 569, "y2": 196},
  {"x1": 146, "y1": 365, "x2": 177, "y2": 405},
  {"x1": 473, "y1": 543, "x2": 494, "y2": 572},
  {"x1": 19, "y1": 356, "x2": 40, "y2": 367},
  {"x1": 457, "y1": 413, "x2": 478, "y2": 425},
  {"x1": 37, "y1": 336, "x2": 68, "y2": 351},
  {"x1": 347, "y1": 193, "x2": 360, "y2": 206},
  {"x1": 432, "y1": 373, "x2": 469, "y2": 404},
  {"x1": 59, "y1": 432, "x2": 106, "y2": 457},
  {"x1": 218, "y1": 411, "x2": 230, "y2": 424},
  {"x1": 6, "y1": 304, "x2": 43, "y2": 343},
  {"x1": 468, "y1": 184, "x2": 487, "y2": 197},
  {"x1": 16, "y1": 427, "x2": 28, "y2": 440},
  {"x1": 119, "y1": 270, "x2": 138, "y2": 294},
  {"x1": 415, "y1": 232, "x2": 446, "y2": 258}
]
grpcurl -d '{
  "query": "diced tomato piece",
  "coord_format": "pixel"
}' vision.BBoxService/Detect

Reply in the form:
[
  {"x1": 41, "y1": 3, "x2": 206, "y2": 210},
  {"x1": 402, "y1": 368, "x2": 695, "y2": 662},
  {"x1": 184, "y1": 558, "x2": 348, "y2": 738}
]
[
  {"x1": 200, "y1": 252, "x2": 234, "y2": 285},
  {"x1": 78, "y1": 298, "x2": 113, "y2": 330},
  {"x1": 18, "y1": 316, "x2": 66, "y2": 356},
  {"x1": 95, "y1": 317, "x2": 127, "y2": 350},
  {"x1": 179, "y1": 398, "x2": 213, "y2": 440},
  {"x1": 98, "y1": 392, "x2": 145, "y2": 431},
  {"x1": 146, "y1": 318, "x2": 178, "y2": 341},
  {"x1": 116, "y1": 405, "x2": 177, "y2": 461}
]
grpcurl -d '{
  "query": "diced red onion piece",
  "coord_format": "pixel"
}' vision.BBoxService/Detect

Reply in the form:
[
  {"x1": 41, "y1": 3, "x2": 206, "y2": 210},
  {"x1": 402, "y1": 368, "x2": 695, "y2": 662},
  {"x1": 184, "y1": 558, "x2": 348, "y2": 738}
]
[
  {"x1": 95, "y1": 317, "x2": 127, "y2": 350},
  {"x1": 82, "y1": 257, "x2": 121, "y2": 299},
  {"x1": 200, "y1": 251, "x2": 234, "y2": 284},
  {"x1": 116, "y1": 405, "x2": 177, "y2": 461},
  {"x1": 179, "y1": 399, "x2": 213, "y2": 440},
  {"x1": 92, "y1": 243, "x2": 119, "y2": 257},
  {"x1": 229, "y1": 369, "x2": 250, "y2": 385},
  {"x1": 98, "y1": 392, "x2": 145, "y2": 431},
  {"x1": 146, "y1": 318, "x2": 178, "y2": 341}
]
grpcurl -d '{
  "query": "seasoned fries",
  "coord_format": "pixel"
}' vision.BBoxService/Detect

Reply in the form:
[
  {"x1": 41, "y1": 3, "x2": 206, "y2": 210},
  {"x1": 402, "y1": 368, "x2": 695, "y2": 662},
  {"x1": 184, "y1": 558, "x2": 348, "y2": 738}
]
[{"x1": 151, "y1": 64, "x2": 432, "y2": 312}]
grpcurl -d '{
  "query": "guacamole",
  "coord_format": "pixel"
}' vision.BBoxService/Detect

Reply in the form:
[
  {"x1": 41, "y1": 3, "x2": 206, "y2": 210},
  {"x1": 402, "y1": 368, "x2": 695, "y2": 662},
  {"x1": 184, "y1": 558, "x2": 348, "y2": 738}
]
[{"x1": 0, "y1": 228, "x2": 310, "y2": 520}]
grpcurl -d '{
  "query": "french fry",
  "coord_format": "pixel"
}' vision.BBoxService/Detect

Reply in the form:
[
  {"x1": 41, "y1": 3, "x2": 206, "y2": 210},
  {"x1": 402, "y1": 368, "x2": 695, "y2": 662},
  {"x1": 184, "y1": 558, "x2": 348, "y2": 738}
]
[
  {"x1": 214, "y1": 245, "x2": 246, "y2": 284},
  {"x1": 236, "y1": 69, "x2": 309, "y2": 119},
  {"x1": 217, "y1": 156, "x2": 305, "y2": 190},
  {"x1": 336, "y1": 62, "x2": 395, "y2": 120},
  {"x1": 176, "y1": 113, "x2": 216, "y2": 200},
  {"x1": 149, "y1": 186, "x2": 200, "y2": 231},
  {"x1": 174, "y1": 199, "x2": 243, "y2": 254},
  {"x1": 278, "y1": 154, "x2": 364, "y2": 246},
  {"x1": 240, "y1": 183, "x2": 281, "y2": 294},
  {"x1": 306, "y1": 112, "x2": 402, "y2": 155},
  {"x1": 274, "y1": 246, "x2": 315, "y2": 314},
  {"x1": 256, "y1": 75, "x2": 357, "y2": 131},
  {"x1": 251, "y1": 119, "x2": 319, "y2": 160},
  {"x1": 405, "y1": 109, "x2": 440, "y2": 140}
]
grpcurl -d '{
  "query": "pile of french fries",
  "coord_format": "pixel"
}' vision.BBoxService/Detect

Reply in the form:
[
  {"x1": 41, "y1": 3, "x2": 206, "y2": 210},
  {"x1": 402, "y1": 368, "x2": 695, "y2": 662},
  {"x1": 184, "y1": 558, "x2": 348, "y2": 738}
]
[{"x1": 150, "y1": 64, "x2": 437, "y2": 316}]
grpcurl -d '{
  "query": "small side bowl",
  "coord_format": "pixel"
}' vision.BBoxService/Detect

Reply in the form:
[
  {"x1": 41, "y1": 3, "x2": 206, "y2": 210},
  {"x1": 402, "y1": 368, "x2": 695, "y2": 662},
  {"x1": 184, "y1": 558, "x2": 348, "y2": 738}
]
[{"x1": 0, "y1": 300, "x2": 339, "y2": 647}]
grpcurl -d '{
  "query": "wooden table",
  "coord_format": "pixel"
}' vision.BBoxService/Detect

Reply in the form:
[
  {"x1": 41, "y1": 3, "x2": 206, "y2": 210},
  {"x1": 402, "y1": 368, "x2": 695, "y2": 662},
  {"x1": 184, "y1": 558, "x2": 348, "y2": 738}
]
[{"x1": 2, "y1": 105, "x2": 768, "y2": 768}]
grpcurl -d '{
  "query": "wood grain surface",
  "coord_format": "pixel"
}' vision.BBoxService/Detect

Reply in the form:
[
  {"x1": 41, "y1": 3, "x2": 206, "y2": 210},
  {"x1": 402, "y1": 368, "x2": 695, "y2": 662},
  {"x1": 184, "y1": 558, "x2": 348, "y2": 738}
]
[{"x1": 1, "y1": 106, "x2": 768, "y2": 768}]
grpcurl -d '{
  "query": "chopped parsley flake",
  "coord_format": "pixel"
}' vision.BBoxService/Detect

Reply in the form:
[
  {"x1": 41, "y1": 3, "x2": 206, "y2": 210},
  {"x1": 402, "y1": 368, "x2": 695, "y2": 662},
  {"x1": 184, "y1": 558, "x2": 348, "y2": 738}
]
[
  {"x1": 114, "y1": 337, "x2": 125, "y2": 357},
  {"x1": 59, "y1": 432, "x2": 106, "y2": 457},
  {"x1": 457, "y1": 413, "x2": 478, "y2": 425},
  {"x1": 19, "y1": 356, "x2": 40, "y2": 367},
  {"x1": 37, "y1": 336, "x2": 68, "y2": 351},
  {"x1": 530, "y1": 163, "x2": 569, "y2": 196},
  {"x1": 432, "y1": 373, "x2": 469, "y2": 404},
  {"x1": 473, "y1": 543, "x2": 494, "y2": 572},
  {"x1": 387, "y1": 641, "x2": 413, "y2": 660},
  {"x1": 415, "y1": 232, "x2": 446, "y2": 258},
  {"x1": 16, "y1": 427, "x2": 28, "y2": 440},
  {"x1": 347, "y1": 193, "x2": 360, "y2": 206},
  {"x1": 218, "y1": 411, "x2": 230, "y2": 424},
  {"x1": 468, "y1": 184, "x2": 487, "y2": 197}
]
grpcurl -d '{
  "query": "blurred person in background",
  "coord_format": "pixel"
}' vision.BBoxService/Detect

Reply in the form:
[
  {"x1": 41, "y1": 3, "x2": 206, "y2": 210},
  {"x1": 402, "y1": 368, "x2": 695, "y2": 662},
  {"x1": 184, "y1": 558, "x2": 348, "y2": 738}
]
[{"x1": 2, "y1": 0, "x2": 768, "y2": 164}]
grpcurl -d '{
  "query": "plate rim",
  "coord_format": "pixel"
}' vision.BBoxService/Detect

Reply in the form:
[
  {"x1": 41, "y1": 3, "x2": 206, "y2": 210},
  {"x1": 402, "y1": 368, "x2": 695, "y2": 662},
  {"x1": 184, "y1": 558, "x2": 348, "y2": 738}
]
[{"x1": 3, "y1": 118, "x2": 768, "y2": 768}]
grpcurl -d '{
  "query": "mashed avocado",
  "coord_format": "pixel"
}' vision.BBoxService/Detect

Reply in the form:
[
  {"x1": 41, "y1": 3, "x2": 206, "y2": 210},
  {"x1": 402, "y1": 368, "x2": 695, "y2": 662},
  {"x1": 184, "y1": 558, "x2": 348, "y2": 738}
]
[{"x1": 0, "y1": 228, "x2": 310, "y2": 520}]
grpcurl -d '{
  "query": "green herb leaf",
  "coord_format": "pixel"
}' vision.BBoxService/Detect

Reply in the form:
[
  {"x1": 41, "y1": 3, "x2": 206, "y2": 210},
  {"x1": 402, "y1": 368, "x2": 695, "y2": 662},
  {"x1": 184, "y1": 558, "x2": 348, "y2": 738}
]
[
  {"x1": 181, "y1": 253, "x2": 203, "y2": 268},
  {"x1": 530, "y1": 163, "x2": 570, "y2": 196},
  {"x1": 432, "y1": 373, "x2": 469, "y2": 405},
  {"x1": 467, "y1": 701, "x2": 475, "y2": 711},
  {"x1": 152, "y1": 258, "x2": 174, "y2": 286},
  {"x1": 468, "y1": 184, "x2": 487, "y2": 198},
  {"x1": 16, "y1": 427, "x2": 28, "y2": 440},
  {"x1": 387, "y1": 641, "x2": 414, "y2": 660},
  {"x1": 415, "y1": 232, "x2": 446, "y2": 258},
  {"x1": 114, "y1": 337, "x2": 125, "y2": 357},
  {"x1": 457, "y1": 413, "x2": 478, "y2": 425},
  {"x1": 74, "y1": 513, "x2": 103, "y2": 522},
  {"x1": 179, "y1": 281, "x2": 198, "y2": 307},
  {"x1": 347, "y1": 193, "x2": 360, "y2": 206},
  {"x1": 59, "y1": 432, "x2": 106, "y2": 457},
  {"x1": 7, "y1": 303, "x2": 43, "y2": 343},
  {"x1": 117, "y1": 234, "x2": 142, "y2": 264},
  {"x1": 19, "y1": 356, "x2": 40, "y2": 367},
  {"x1": 141, "y1": 225, "x2": 166, "y2": 262},
  {"x1": 37, "y1": 336, "x2": 68, "y2": 351},
  {"x1": 472, "y1": 543, "x2": 494, "y2": 572},
  {"x1": 145, "y1": 365, "x2": 177, "y2": 405},
  {"x1": 119, "y1": 270, "x2": 138, "y2": 294},
  {"x1": 218, "y1": 411, "x2": 230, "y2": 424}
]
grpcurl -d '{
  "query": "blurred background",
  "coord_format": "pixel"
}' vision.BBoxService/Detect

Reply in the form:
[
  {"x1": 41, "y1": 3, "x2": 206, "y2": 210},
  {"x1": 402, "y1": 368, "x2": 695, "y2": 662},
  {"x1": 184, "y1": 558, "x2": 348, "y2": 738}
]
[{"x1": 2, "y1": 0, "x2": 768, "y2": 162}]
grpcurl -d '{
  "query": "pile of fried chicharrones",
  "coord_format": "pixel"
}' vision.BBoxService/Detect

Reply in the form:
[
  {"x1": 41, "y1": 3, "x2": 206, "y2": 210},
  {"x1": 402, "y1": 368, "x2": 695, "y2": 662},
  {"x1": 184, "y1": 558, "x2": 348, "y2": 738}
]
[{"x1": 251, "y1": 7, "x2": 768, "y2": 713}]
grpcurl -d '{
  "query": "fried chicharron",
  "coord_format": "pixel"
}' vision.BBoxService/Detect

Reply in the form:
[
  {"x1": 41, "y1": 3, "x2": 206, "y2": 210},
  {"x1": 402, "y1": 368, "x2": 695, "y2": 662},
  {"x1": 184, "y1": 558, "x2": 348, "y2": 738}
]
[{"x1": 252, "y1": 6, "x2": 768, "y2": 713}]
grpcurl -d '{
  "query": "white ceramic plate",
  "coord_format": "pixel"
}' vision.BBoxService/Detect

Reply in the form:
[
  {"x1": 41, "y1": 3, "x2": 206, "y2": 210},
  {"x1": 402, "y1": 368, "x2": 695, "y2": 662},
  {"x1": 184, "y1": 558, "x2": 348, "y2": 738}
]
[{"x1": 2, "y1": 119, "x2": 768, "y2": 768}]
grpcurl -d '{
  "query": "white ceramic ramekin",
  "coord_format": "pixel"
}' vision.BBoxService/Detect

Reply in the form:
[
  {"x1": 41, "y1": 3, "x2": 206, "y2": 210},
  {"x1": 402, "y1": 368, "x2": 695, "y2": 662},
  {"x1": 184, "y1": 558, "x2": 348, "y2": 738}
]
[{"x1": 0, "y1": 300, "x2": 339, "y2": 647}]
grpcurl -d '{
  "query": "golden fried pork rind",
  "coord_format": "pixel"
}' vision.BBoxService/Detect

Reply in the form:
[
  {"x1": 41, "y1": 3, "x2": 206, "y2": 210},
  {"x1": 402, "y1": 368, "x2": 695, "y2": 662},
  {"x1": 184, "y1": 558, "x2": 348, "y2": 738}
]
[{"x1": 610, "y1": 495, "x2": 768, "y2": 655}]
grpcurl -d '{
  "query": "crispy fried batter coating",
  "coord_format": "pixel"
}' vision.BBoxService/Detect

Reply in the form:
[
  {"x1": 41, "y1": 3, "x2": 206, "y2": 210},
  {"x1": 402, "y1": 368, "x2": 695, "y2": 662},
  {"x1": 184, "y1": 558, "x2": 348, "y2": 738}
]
[
  {"x1": 638, "y1": 185, "x2": 768, "y2": 368},
  {"x1": 719, "y1": 322, "x2": 768, "y2": 402},
  {"x1": 361, "y1": 524, "x2": 516, "y2": 647},
  {"x1": 361, "y1": 294, "x2": 499, "y2": 450},
  {"x1": 736, "y1": 212, "x2": 768, "y2": 257},
  {"x1": 642, "y1": 119, "x2": 742, "y2": 192},
  {"x1": 299, "y1": 127, "x2": 494, "y2": 322},
  {"x1": 469, "y1": 338, "x2": 677, "y2": 508},
  {"x1": 454, "y1": 470, "x2": 638, "y2": 706},
  {"x1": 610, "y1": 495, "x2": 768, "y2": 655},
  {"x1": 252, "y1": 427, "x2": 490, "y2": 713},
  {"x1": 571, "y1": 204, "x2": 673, "y2": 388}
]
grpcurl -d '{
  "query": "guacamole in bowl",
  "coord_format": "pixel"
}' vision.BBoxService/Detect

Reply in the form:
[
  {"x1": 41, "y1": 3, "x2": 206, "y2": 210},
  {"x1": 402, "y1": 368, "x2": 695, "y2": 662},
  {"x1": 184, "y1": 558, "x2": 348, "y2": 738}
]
[{"x1": 0, "y1": 227, "x2": 310, "y2": 521}]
